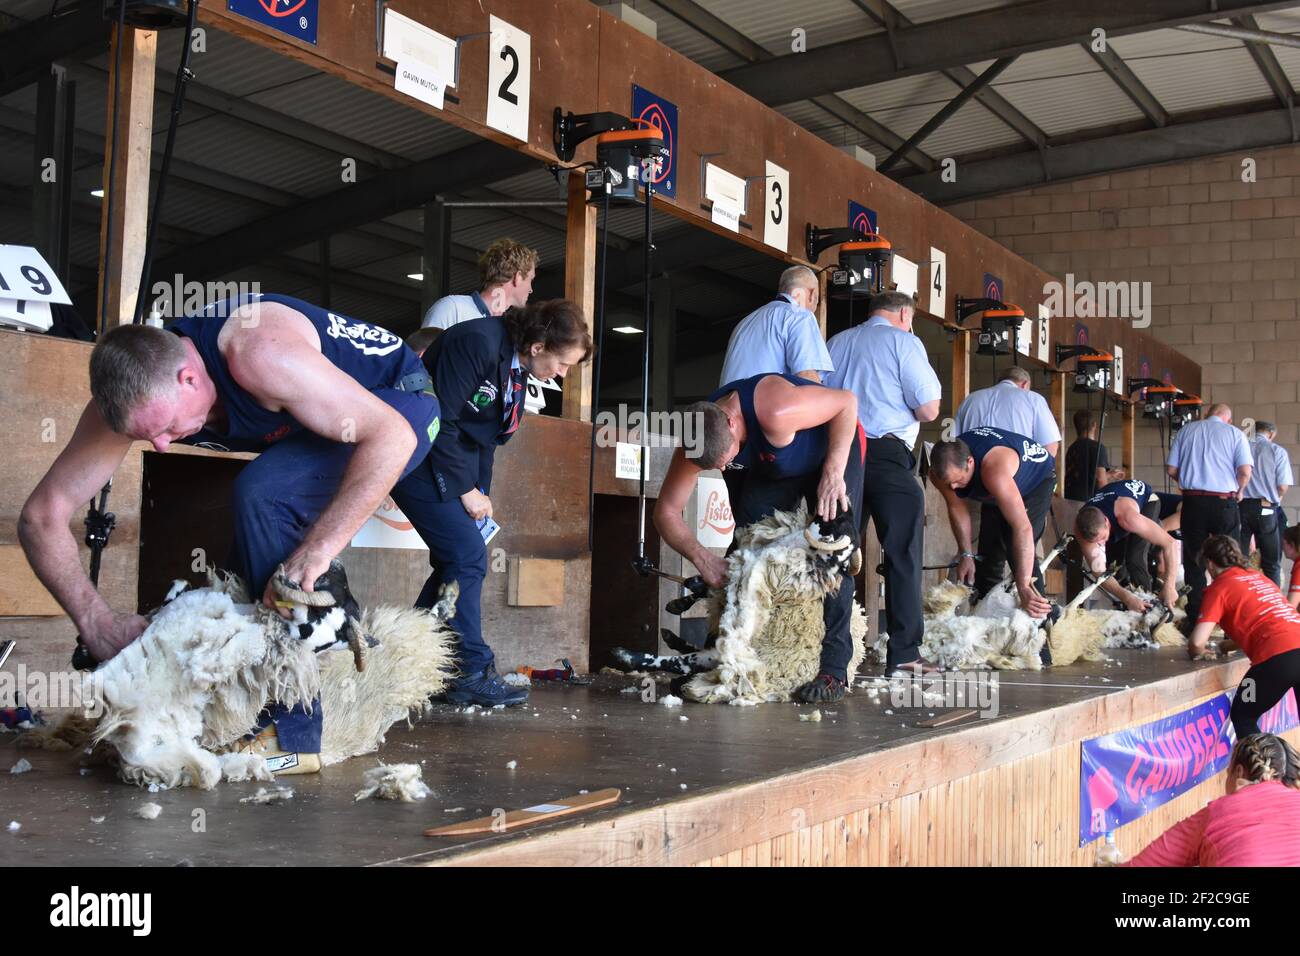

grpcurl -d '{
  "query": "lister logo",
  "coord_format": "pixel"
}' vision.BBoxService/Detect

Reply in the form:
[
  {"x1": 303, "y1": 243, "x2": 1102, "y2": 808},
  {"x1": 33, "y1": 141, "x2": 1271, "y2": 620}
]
[{"x1": 50, "y1": 886, "x2": 151, "y2": 936}]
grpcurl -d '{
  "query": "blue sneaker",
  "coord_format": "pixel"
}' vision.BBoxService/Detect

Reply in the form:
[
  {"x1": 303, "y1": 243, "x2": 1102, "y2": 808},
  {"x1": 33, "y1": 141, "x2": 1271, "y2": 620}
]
[{"x1": 445, "y1": 664, "x2": 529, "y2": 707}]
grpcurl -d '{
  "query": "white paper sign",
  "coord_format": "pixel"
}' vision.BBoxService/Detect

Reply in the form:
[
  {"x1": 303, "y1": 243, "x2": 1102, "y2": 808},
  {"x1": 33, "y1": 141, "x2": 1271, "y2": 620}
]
[
  {"x1": 395, "y1": 58, "x2": 446, "y2": 109},
  {"x1": 383, "y1": 9, "x2": 457, "y2": 86},
  {"x1": 705, "y1": 163, "x2": 746, "y2": 211},
  {"x1": 0, "y1": 245, "x2": 70, "y2": 305},
  {"x1": 711, "y1": 199, "x2": 741, "y2": 233},
  {"x1": 1016, "y1": 310, "x2": 1031, "y2": 356},
  {"x1": 1112, "y1": 345, "x2": 1124, "y2": 396},
  {"x1": 928, "y1": 246, "x2": 946, "y2": 319},
  {"x1": 762, "y1": 160, "x2": 790, "y2": 253},
  {"x1": 486, "y1": 15, "x2": 531, "y2": 142},
  {"x1": 615, "y1": 441, "x2": 643, "y2": 480},
  {"x1": 892, "y1": 254, "x2": 918, "y2": 299},
  {"x1": 351, "y1": 499, "x2": 429, "y2": 550},
  {"x1": 524, "y1": 374, "x2": 561, "y2": 415},
  {"x1": 0, "y1": 296, "x2": 52, "y2": 331},
  {"x1": 691, "y1": 476, "x2": 734, "y2": 549},
  {"x1": 1037, "y1": 303, "x2": 1051, "y2": 363}
]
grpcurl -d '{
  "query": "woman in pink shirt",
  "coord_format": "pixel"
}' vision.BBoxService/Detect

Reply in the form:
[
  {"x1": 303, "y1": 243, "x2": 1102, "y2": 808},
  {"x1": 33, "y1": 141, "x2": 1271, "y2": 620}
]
[{"x1": 1124, "y1": 733, "x2": 1300, "y2": 867}]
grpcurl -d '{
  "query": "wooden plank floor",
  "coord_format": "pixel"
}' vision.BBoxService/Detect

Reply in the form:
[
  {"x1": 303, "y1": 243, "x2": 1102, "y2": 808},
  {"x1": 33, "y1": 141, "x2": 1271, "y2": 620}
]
[{"x1": 0, "y1": 648, "x2": 1250, "y2": 866}]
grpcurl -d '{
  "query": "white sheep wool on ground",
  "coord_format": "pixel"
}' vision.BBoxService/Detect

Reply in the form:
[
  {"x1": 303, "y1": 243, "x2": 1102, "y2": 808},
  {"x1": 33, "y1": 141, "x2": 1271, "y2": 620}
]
[
  {"x1": 683, "y1": 504, "x2": 867, "y2": 705},
  {"x1": 33, "y1": 573, "x2": 457, "y2": 790}
]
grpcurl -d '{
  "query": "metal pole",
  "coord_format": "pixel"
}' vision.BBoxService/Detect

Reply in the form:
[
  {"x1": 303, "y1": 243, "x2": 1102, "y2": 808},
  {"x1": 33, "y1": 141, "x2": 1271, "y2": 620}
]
[{"x1": 637, "y1": 172, "x2": 655, "y2": 565}]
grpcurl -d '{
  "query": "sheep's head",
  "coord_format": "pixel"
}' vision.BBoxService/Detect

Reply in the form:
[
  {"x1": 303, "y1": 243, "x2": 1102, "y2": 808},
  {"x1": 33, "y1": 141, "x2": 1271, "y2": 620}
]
[{"x1": 804, "y1": 505, "x2": 860, "y2": 577}]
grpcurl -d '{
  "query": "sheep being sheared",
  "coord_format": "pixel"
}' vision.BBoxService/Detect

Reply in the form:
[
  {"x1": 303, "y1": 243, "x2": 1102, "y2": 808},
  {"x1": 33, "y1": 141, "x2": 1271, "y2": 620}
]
[
  {"x1": 613, "y1": 504, "x2": 867, "y2": 705},
  {"x1": 31, "y1": 565, "x2": 457, "y2": 790}
]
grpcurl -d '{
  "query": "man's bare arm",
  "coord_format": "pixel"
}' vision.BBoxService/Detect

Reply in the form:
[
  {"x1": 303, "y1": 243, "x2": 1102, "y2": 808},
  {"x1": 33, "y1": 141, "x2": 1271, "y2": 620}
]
[
  {"x1": 652, "y1": 450, "x2": 726, "y2": 587},
  {"x1": 18, "y1": 402, "x2": 144, "y2": 654},
  {"x1": 229, "y1": 330, "x2": 416, "y2": 593}
]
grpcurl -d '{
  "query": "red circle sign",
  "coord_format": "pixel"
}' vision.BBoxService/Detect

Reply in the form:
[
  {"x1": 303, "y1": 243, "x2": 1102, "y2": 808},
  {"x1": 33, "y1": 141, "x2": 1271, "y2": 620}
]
[{"x1": 258, "y1": 0, "x2": 307, "y2": 17}]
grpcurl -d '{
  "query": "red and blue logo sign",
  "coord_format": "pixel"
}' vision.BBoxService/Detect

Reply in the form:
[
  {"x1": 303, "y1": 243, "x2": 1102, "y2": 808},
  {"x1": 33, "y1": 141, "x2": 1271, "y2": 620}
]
[
  {"x1": 1074, "y1": 321, "x2": 1090, "y2": 345},
  {"x1": 983, "y1": 272, "x2": 1003, "y2": 302},
  {"x1": 848, "y1": 201, "x2": 877, "y2": 236},
  {"x1": 228, "y1": 0, "x2": 318, "y2": 45},
  {"x1": 632, "y1": 85, "x2": 677, "y2": 199}
]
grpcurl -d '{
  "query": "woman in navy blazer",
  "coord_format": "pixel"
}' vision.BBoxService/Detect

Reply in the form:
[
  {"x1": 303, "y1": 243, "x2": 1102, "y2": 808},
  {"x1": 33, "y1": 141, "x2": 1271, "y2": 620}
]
[{"x1": 393, "y1": 299, "x2": 593, "y2": 706}]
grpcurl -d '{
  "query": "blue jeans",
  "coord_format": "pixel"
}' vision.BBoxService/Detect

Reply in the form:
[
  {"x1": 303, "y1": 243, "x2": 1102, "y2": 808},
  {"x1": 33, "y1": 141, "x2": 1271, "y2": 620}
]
[
  {"x1": 229, "y1": 388, "x2": 437, "y2": 751},
  {"x1": 391, "y1": 457, "x2": 493, "y2": 674}
]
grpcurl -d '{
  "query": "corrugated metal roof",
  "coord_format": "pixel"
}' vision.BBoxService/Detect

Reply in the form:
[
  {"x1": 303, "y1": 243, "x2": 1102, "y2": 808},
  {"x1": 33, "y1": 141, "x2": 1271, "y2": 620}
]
[
  {"x1": 889, "y1": 0, "x2": 1018, "y2": 23},
  {"x1": 672, "y1": 0, "x2": 878, "y2": 56},
  {"x1": 630, "y1": 1, "x2": 745, "y2": 72},
  {"x1": 974, "y1": 45, "x2": 1147, "y2": 135},
  {"x1": 1109, "y1": 31, "x2": 1275, "y2": 113}
]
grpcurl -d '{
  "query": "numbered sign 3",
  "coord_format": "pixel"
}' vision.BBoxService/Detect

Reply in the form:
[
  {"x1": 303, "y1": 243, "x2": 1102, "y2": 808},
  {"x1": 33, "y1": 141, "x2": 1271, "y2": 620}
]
[
  {"x1": 763, "y1": 161, "x2": 790, "y2": 253},
  {"x1": 486, "y1": 15, "x2": 530, "y2": 143}
]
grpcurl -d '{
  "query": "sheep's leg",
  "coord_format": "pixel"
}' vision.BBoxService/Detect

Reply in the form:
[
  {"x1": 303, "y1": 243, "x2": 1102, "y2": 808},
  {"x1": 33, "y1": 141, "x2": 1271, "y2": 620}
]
[
  {"x1": 1065, "y1": 570, "x2": 1113, "y2": 612},
  {"x1": 611, "y1": 647, "x2": 719, "y2": 675}
]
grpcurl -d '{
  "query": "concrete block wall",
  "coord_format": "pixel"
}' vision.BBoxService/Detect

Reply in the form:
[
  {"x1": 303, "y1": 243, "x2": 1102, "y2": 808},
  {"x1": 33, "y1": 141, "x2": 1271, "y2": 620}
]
[{"x1": 946, "y1": 145, "x2": 1300, "y2": 515}]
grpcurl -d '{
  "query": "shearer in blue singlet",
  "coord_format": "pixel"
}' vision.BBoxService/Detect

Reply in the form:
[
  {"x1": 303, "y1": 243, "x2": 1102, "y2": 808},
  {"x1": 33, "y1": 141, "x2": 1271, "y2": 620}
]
[{"x1": 19, "y1": 293, "x2": 439, "y2": 776}]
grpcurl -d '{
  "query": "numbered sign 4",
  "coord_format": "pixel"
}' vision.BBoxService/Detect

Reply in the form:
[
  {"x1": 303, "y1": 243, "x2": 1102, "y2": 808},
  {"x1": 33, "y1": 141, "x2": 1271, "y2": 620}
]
[
  {"x1": 486, "y1": 15, "x2": 530, "y2": 143},
  {"x1": 928, "y1": 247, "x2": 946, "y2": 320},
  {"x1": 763, "y1": 161, "x2": 790, "y2": 253}
]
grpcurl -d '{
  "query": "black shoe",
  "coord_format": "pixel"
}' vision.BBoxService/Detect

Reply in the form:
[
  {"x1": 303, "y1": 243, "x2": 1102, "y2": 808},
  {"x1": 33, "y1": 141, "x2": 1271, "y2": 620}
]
[
  {"x1": 793, "y1": 673, "x2": 846, "y2": 703},
  {"x1": 445, "y1": 664, "x2": 529, "y2": 706}
]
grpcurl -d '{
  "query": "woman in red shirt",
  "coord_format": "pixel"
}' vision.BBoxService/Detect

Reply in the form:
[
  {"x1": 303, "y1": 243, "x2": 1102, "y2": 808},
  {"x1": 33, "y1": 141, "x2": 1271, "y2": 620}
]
[
  {"x1": 1283, "y1": 525, "x2": 1300, "y2": 610},
  {"x1": 1123, "y1": 733, "x2": 1300, "y2": 867},
  {"x1": 1188, "y1": 535, "x2": 1300, "y2": 739}
]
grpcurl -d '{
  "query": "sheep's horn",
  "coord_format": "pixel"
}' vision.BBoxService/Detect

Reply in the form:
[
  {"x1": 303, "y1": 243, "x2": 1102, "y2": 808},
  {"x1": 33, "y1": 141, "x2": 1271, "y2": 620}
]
[
  {"x1": 805, "y1": 528, "x2": 850, "y2": 552},
  {"x1": 272, "y1": 565, "x2": 338, "y2": 607}
]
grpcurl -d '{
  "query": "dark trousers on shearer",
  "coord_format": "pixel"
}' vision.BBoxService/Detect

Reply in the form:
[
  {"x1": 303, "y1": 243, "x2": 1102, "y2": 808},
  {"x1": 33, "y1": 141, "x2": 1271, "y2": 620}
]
[
  {"x1": 730, "y1": 429, "x2": 866, "y2": 683},
  {"x1": 973, "y1": 474, "x2": 1057, "y2": 600},
  {"x1": 862, "y1": 435, "x2": 926, "y2": 671},
  {"x1": 1239, "y1": 498, "x2": 1282, "y2": 588},
  {"x1": 1231, "y1": 648, "x2": 1300, "y2": 739},
  {"x1": 1181, "y1": 493, "x2": 1241, "y2": 622},
  {"x1": 230, "y1": 389, "x2": 437, "y2": 751}
]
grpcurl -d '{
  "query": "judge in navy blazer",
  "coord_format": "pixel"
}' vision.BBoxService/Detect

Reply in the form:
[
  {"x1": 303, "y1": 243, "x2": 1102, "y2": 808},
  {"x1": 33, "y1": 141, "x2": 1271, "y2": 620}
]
[{"x1": 392, "y1": 298, "x2": 593, "y2": 706}]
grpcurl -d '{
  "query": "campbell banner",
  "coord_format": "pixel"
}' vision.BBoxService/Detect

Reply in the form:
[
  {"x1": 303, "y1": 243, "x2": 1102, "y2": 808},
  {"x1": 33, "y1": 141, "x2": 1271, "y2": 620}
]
[{"x1": 1079, "y1": 688, "x2": 1298, "y2": 846}]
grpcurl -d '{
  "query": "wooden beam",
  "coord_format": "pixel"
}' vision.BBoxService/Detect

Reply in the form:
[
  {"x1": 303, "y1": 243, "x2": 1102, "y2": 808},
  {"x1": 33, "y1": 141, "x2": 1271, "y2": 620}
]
[
  {"x1": 96, "y1": 23, "x2": 156, "y2": 330},
  {"x1": 1049, "y1": 372, "x2": 1067, "y2": 497},
  {"x1": 950, "y1": 331, "x2": 970, "y2": 418},
  {"x1": 816, "y1": 270, "x2": 829, "y2": 340},
  {"x1": 1122, "y1": 400, "x2": 1136, "y2": 476},
  {"x1": 562, "y1": 171, "x2": 596, "y2": 422}
]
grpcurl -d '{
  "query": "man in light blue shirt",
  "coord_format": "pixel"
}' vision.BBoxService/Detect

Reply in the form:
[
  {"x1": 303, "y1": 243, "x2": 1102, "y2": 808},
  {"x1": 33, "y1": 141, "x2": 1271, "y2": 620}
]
[
  {"x1": 825, "y1": 291, "x2": 942, "y2": 676},
  {"x1": 718, "y1": 266, "x2": 832, "y2": 386},
  {"x1": 421, "y1": 238, "x2": 538, "y2": 330},
  {"x1": 1167, "y1": 403, "x2": 1254, "y2": 622},
  {"x1": 955, "y1": 366, "x2": 1061, "y2": 456},
  {"x1": 1240, "y1": 421, "x2": 1292, "y2": 586}
]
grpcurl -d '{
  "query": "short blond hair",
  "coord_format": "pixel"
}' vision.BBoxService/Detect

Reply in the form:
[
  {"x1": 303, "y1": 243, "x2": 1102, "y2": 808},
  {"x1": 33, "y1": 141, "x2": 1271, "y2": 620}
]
[{"x1": 479, "y1": 238, "x2": 540, "y2": 289}]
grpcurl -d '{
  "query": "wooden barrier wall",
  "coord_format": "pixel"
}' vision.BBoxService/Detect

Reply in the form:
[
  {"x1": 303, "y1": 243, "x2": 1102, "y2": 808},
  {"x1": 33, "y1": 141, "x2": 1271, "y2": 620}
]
[{"x1": 430, "y1": 659, "x2": 1268, "y2": 866}]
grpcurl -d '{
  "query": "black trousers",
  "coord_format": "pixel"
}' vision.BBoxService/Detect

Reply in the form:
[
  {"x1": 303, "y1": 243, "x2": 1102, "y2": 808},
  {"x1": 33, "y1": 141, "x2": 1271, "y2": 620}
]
[
  {"x1": 861, "y1": 436, "x2": 926, "y2": 671},
  {"x1": 731, "y1": 430, "x2": 866, "y2": 682},
  {"x1": 1231, "y1": 648, "x2": 1300, "y2": 739},
  {"x1": 1181, "y1": 494, "x2": 1241, "y2": 621},
  {"x1": 973, "y1": 474, "x2": 1057, "y2": 599},
  {"x1": 1239, "y1": 498, "x2": 1282, "y2": 588}
]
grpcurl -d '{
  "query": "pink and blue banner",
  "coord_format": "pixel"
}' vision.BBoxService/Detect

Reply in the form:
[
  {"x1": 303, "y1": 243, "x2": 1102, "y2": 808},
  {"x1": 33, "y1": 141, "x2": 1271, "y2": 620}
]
[{"x1": 1079, "y1": 689, "x2": 1298, "y2": 846}]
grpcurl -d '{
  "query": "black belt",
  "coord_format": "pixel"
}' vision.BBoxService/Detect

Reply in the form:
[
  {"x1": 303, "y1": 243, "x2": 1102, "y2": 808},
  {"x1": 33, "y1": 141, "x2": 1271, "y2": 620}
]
[{"x1": 397, "y1": 369, "x2": 435, "y2": 395}]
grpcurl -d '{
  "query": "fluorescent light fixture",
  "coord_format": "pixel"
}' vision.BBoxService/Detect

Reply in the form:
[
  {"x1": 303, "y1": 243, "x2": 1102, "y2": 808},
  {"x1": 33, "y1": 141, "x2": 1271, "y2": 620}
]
[
  {"x1": 407, "y1": 272, "x2": 424, "y2": 281},
  {"x1": 91, "y1": 189, "x2": 105, "y2": 198},
  {"x1": 612, "y1": 325, "x2": 643, "y2": 334}
]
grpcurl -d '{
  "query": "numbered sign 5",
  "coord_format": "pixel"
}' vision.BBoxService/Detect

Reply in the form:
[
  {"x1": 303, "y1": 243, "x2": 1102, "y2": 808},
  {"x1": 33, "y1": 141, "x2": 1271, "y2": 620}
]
[
  {"x1": 0, "y1": 245, "x2": 71, "y2": 306},
  {"x1": 763, "y1": 161, "x2": 790, "y2": 253},
  {"x1": 1037, "y1": 303, "x2": 1051, "y2": 363},
  {"x1": 928, "y1": 247, "x2": 946, "y2": 320},
  {"x1": 486, "y1": 15, "x2": 531, "y2": 143}
]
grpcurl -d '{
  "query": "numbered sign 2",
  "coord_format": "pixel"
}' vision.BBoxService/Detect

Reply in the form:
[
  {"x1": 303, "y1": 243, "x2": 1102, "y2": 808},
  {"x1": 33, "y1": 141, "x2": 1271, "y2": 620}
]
[
  {"x1": 486, "y1": 15, "x2": 530, "y2": 143},
  {"x1": 928, "y1": 247, "x2": 946, "y2": 320},
  {"x1": 0, "y1": 245, "x2": 71, "y2": 306},
  {"x1": 763, "y1": 161, "x2": 790, "y2": 253}
]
